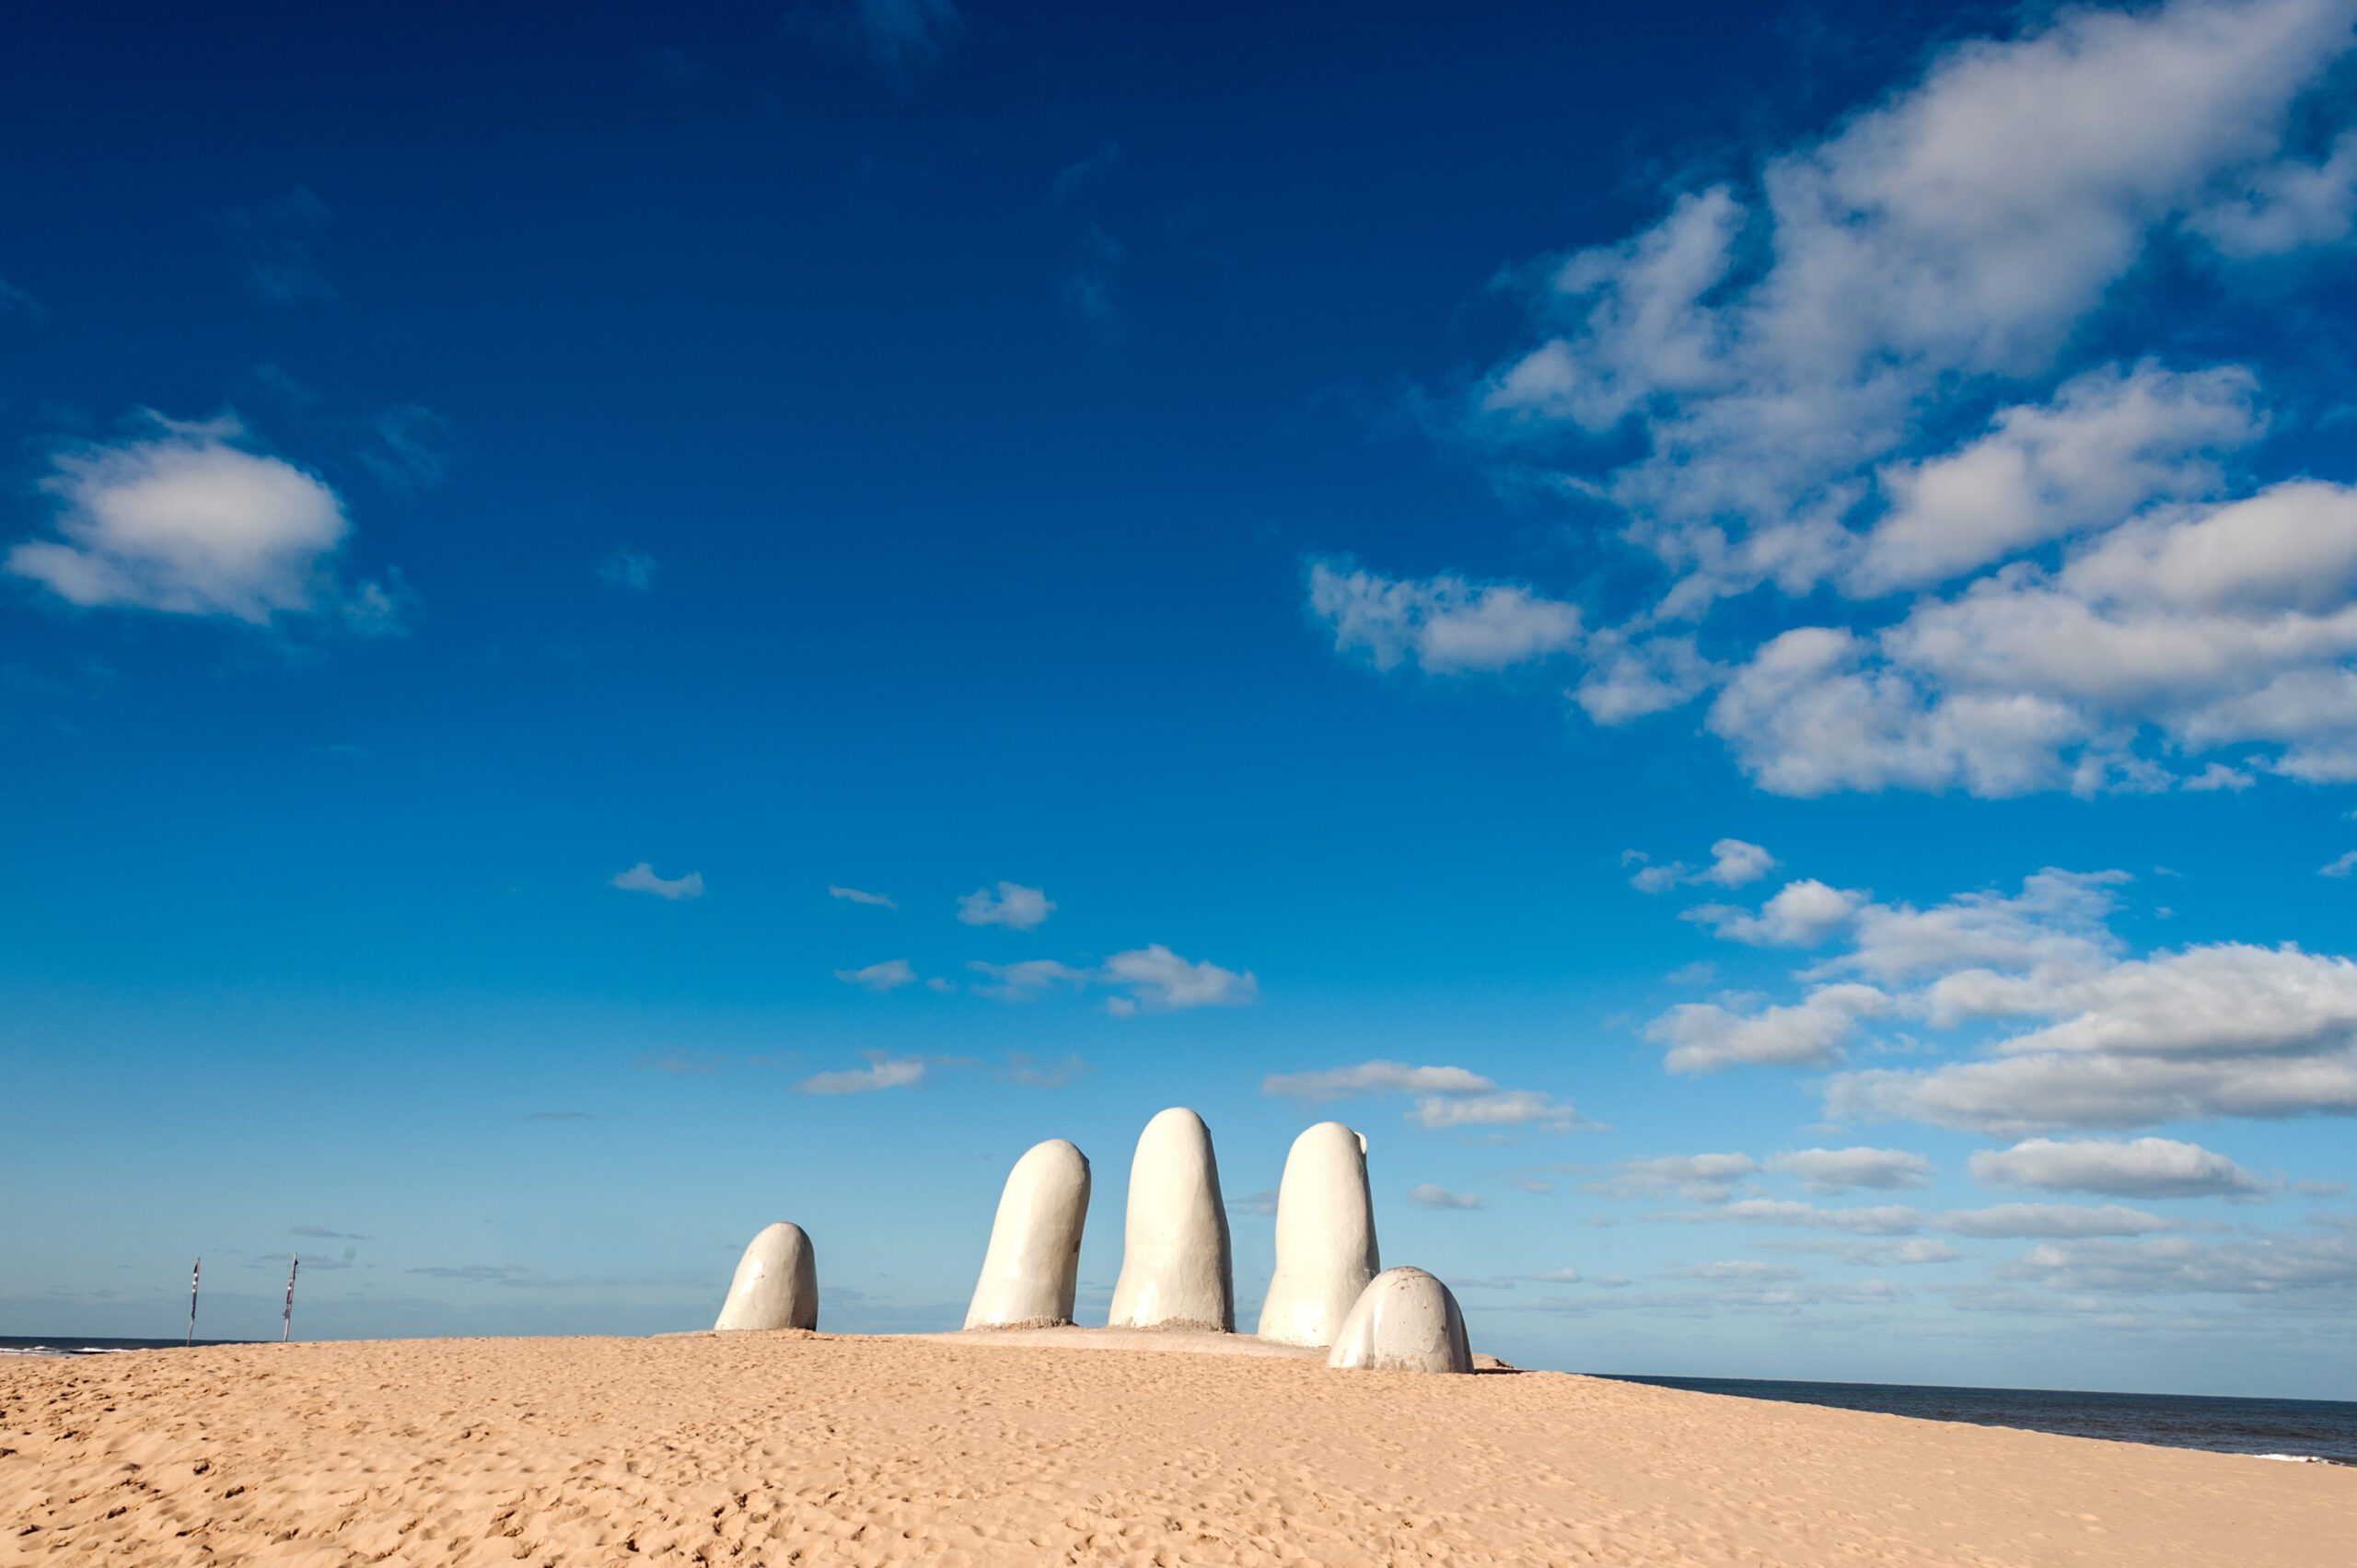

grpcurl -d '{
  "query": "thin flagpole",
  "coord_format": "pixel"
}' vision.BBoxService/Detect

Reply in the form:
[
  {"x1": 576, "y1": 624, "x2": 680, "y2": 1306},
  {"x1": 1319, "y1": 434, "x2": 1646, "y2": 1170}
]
[
  {"x1": 282, "y1": 1254, "x2": 298, "y2": 1343},
  {"x1": 187, "y1": 1259, "x2": 200, "y2": 1347}
]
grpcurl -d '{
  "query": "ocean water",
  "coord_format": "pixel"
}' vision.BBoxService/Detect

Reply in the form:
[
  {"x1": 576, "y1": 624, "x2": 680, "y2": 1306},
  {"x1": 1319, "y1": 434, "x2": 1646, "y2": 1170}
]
[
  {"x1": 0, "y1": 1336, "x2": 255, "y2": 1357},
  {"x1": 1606, "y1": 1375, "x2": 2357, "y2": 1465}
]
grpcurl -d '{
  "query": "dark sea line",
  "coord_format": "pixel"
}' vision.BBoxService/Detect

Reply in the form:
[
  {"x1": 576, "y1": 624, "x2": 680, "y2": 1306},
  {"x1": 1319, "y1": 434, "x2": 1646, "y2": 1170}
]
[
  {"x1": 0, "y1": 1336, "x2": 258, "y2": 1356},
  {"x1": 1603, "y1": 1374, "x2": 2357, "y2": 1465}
]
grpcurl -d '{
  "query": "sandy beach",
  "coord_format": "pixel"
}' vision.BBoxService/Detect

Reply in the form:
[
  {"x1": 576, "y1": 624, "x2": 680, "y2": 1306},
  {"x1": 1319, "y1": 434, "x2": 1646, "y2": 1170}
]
[{"x1": 3, "y1": 1333, "x2": 2348, "y2": 1566}]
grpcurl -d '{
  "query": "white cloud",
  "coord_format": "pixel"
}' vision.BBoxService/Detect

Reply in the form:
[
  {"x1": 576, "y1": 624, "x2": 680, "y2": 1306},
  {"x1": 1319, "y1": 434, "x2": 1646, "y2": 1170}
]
[
  {"x1": 1571, "y1": 629, "x2": 1713, "y2": 722},
  {"x1": 7, "y1": 412, "x2": 398, "y2": 631},
  {"x1": 1630, "y1": 838, "x2": 1777, "y2": 892},
  {"x1": 1264, "y1": 1062, "x2": 1497, "y2": 1099},
  {"x1": 1766, "y1": 1146, "x2": 1931, "y2": 1193},
  {"x1": 1939, "y1": 1202, "x2": 2177, "y2": 1238},
  {"x1": 1100, "y1": 944, "x2": 1259, "y2": 1011},
  {"x1": 1669, "y1": 1260, "x2": 1803, "y2": 1283},
  {"x1": 2189, "y1": 127, "x2": 2357, "y2": 255},
  {"x1": 1704, "y1": 1200, "x2": 1922, "y2": 1236},
  {"x1": 965, "y1": 958, "x2": 1090, "y2": 1001},
  {"x1": 1307, "y1": 560, "x2": 1579, "y2": 674},
  {"x1": 610, "y1": 863, "x2": 704, "y2": 900},
  {"x1": 1479, "y1": 0, "x2": 2352, "y2": 598},
  {"x1": 957, "y1": 881, "x2": 1054, "y2": 930},
  {"x1": 1853, "y1": 361, "x2": 2262, "y2": 595},
  {"x1": 1589, "y1": 1153, "x2": 1759, "y2": 1203},
  {"x1": 2322, "y1": 852, "x2": 2357, "y2": 878},
  {"x1": 2182, "y1": 761, "x2": 2255, "y2": 792},
  {"x1": 833, "y1": 958, "x2": 917, "y2": 993},
  {"x1": 1266, "y1": 1059, "x2": 1578, "y2": 1134},
  {"x1": 1646, "y1": 982, "x2": 1891, "y2": 1074},
  {"x1": 1710, "y1": 475, "x2": 2357, "y2": 795},
  {"x1": 2003, "y1": 1227, "x2": 2357, "y2": 1295},
  {"x1": 1703, "y1": 625, "x2": 2094, "y2": 797},
  {"x1": 1639, "y1": 858, "x2": 2357, "y2": 1136},
  {"x1": 794, "y1": 1053, "x2": 926, "y2": 1095},
  {"x1": 1685, "y1": 878, "x2": 1864, "y2": 947},
  {"x1": 829, "y1": 884, "x2": 897, "y2": 908},
  {"x1": 1968, "y1": 1136, "x2": 2270, "y2": 1198},
  {"x1": 1327, "y1": 0, "x2": 2357, "y2": 797},
  {"x1": 998, "y1": 1052, "x2": 1089, "y2": 1089},
  {"x1": 1837, "y1": 868, "x2": 2127, "y2": 986},
  {"x1": 1830, "y1": 941, "x2": 2357, "y2": 1133},
  {"x1": 1407, "y1": 1183, "x2": 1483, "y2": 1211},
  {"x1": 1409, "y1": 1089, "x2": 1582, "y2": 1130}
]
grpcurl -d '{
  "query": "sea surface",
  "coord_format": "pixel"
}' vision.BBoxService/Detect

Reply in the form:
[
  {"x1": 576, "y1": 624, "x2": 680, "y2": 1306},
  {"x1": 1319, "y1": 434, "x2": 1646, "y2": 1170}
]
[
  {"x1": 0, "y1": 1336, "x2": 255, "y2": 1357},
  {"x1": 1607, "y1": 1375, "x2": 2357, "y2": 1465}
]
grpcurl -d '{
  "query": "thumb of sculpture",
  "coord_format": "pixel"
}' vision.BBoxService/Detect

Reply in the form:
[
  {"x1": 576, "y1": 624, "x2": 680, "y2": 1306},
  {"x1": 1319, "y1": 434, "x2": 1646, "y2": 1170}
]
[
  {"x1": 1326, "y1": 1266, "x2": 1472, "y2": 1374},
  {"x1": 965, "y1": 1138, "x2": 1091, "y2": 1329},
  {"x1": 714, "y1": 1222, "x2": 819, "y2": 1331}
]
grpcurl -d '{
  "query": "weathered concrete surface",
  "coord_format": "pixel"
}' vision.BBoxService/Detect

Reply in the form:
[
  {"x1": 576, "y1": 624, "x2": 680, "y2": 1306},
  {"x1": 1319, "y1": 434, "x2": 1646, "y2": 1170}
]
[
  {"x1": 1326, "y1": 1266, "x2": 1472, "y2": 1374},
  {"x1": 1256, "y1": 1121, "x2": 1378, "y2": 1347},
  {"x1": 1107, "y1": 1108, "x2": 1235, "y2": 1331},
  {"x1": 714, "y1": 1222, "x2": 819, "y2": 1331},
  {"x1": 965, "y1": 1138, "x2": 1092, "y2": 1329}
]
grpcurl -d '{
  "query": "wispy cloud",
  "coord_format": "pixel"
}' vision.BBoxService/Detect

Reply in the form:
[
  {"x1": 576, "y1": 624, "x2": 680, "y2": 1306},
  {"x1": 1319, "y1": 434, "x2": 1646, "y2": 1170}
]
[
  {"x1": 998, "y1": 1052, "x2": 1089, "y2": 1088},
  {"x1": 359, "y1": 405, "x2": 455, "y2": 490},
  {"x1": 791, "y1": 0, "x2": 966, "y2": 77},
  {"x1": 610, "y1": 863, "x2": 703, "y2": 900},
  {"x1": 1765, "y1": 1147, "x2": 1932, "y2": 1194},
  {"x1": 1309, "y1": 559, "x2": 1580, "y2": 676},
  {"x1": 1263, "y1": 1060, "x2": 1579, "y2": 1132},
  {"x1": 966, "y1": 958, "x2": 1090, "y2": 1001},
  {"x1": 1940, "y1": 1203, "x2": 2177, "y2": 1239},
  {"x1": 1062, "y1": 224, "x2": 1123, "y2": 342},
  {"x1": 958, "y1": 881, "x2": 1054, "y2": 930},
  {"x1": 1589, "y1": 1153, "x2": 1759, "y2": 1204},
  {"x1": 1322, "y1": 0, "x2": 2357, "y2": 796},
  {"x1": 1628, "y1": 839, "x2": 1778, "y2": 893},
  {"x1": 834, "y1": 958, "x2": 918, "y2": 993},
  {"x1": 1264, "y1": 1062, "x2": 1496, "y2": 1099},
  {"x1": 795, "y1": 1052, "x2": 927, "y2": 1095},
  {"x1": 633, "y1": 1048, "x2": 726, "y2": 1075},
  {"x1": 0, "y1": 276, "x2": 43, "y2": 319},
  {"x1": 1408, "y1": 1183, "x2": 1483, "y2": 1211},
  {"x1": 829, "y1": 883, "x2": 897, "y2": 909},
  {"x1": 1051, "y1": 140, "x2": 1121, "y2": 205},
  {"x1": 227, "y1": 186, "x2": 333, "y2": 304},
  {"x1": 1100, "y1": 944, "x2": 1258, "y2": 1012},
  {"x1": 597, "y1": 550, "x2": 656, "y2": 592}
]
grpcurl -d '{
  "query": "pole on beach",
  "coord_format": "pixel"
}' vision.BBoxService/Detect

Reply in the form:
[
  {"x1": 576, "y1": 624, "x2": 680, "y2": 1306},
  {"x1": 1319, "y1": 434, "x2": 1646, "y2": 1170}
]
[
  {"x1": 187, "y1": 1258, "x2": 200, "y2": 1347},
  {"x1": 282, "y1": 1254, "x2": 298, "y2": 1342}
]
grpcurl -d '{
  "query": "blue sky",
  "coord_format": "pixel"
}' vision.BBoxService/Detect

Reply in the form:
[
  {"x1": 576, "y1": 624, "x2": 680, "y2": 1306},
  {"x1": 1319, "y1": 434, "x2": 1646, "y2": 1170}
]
[{"x1": 5, "y1": 0, "x2": 2357, "y2": 1398}]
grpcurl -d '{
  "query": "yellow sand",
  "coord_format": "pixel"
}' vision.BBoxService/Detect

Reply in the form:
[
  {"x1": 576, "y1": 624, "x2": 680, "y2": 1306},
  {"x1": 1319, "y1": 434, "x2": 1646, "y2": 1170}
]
[{"x1": 3, "y1": 1331, "x2": 2347, "y2": 1565}]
